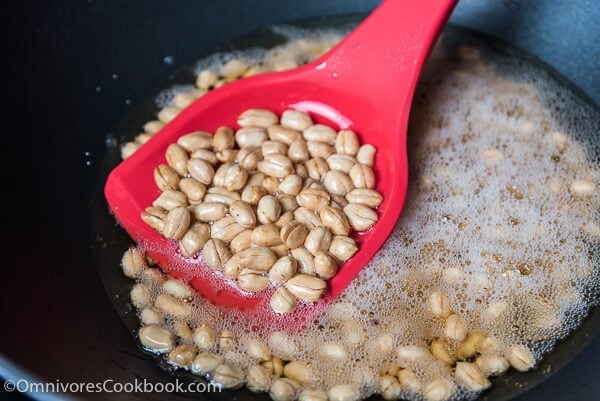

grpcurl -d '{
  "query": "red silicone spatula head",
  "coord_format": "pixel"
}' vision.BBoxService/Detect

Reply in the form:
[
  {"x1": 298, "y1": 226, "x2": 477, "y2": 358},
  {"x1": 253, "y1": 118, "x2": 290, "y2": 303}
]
[{"x1": 105, "y1": 0, "x2": 456, "y2": 329}]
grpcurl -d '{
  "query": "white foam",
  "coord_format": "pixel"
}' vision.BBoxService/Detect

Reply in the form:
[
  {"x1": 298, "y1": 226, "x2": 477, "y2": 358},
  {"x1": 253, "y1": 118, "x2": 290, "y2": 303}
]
[{"x1": 136, "y1": 29, "x2": 600, "y2": 401}]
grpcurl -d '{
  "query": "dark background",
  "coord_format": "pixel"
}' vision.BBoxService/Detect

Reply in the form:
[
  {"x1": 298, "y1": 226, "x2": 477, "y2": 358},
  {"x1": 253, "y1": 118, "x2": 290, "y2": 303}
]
[{"x1": 1, "y1": 0, "x2": 598, "y2": 400}]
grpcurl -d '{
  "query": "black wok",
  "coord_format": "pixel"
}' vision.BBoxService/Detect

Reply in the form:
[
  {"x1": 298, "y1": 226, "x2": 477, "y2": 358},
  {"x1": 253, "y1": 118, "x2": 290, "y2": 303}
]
[{"x1": 1, "y1": 1, "x2": 599, "y2": 400}]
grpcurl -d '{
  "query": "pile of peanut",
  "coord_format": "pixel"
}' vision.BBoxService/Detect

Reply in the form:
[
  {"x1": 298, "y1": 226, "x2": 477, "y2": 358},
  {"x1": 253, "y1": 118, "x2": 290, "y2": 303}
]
[{"x1": 141, "y1": 108, "x2": 383, "y2": 312}]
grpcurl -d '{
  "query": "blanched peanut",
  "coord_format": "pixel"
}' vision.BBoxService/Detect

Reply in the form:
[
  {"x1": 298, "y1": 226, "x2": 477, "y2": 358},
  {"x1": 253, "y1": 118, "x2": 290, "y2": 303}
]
[
  {"x1": 216, "y1": 148, "x2": 238, "y2": 163},
  {"x1": 193, "y1": 202, "x2": 228, "y2": 222},
  {"x1": 213, "y1": 126, "x2": 235, "y2": 151},
  {"x1": 165, "y1": 143, "x2": 189, "y2": 176},
  {"x1": 235, "y1": 127, "x2": 268, "y2": 148},
  {"x1": 431, "y1": 338, "x2": 455, "y2": 365},
  {"x1": 238, "y1": 247, "x2": 278, "y2": 271},
  {"x1": 169, "y1": 344, "x2": 197, "y2": 368},
  {"x1": 285, "y1": 274, "x2": 326, "y2": 301},
  {"x1": 229, "y1": 200, "x2": 256, "y2": 228},
  {"x1": 329, "y1": 235, "x2": 358, "y2": 262},
  {"x1": 283, "y1": 361, "x2": 314, "y2": 384},
  {"x1": 288, "y1": 140, "x2": 310, "y2": 162},
  {"x1": 323, "y1": 170, "x2": 354, "y2": 196},
  {"x1": 343, "y1": 203, "x2": 378, "y2": 231},
  {"x1": 476, "y1": 353, "x2": 510, "y2": 376},
  {"x1": 570, "y1": 180, "x2": 595, "y2": 197},
  {"x1": 305, "y1": 227, "x2": 333, "y2": 255},
  {"x1": 281, "y1": 221, "x2": 309, "y2": 249},
  {"x1": 213, "y1": 364, "x2": 244, "y2": 389},
  {"x1": 303, "y1": 124, "x2": 337, "y2": 143},
  {"x1": 192, "y1": 323, "x2": 214, "y2": 350},
  {"x1": 258, "y1": 154, "x2": 295, "y2": 178},
  {"x1": 340, "y1": 320, "x2": 366, "y2": 346},
  {"x1": 279, "y1": 175, "x2": 303, "y2": 195},
  {"x1": 379, "y1": 375, "x2": 402, "y2": 400},
  {"x1": 179, "y1": 178, "x2": 206, "y2": 204},
  {"x1": 270, "y1": 378, "x2": 298, "y2": 401},
  {"x1": 196, "y1": 69, "x2": 218, "y2": 90},
  {"x1": 174, "y1": 322, "x2": 193, "y2": 341},
  {"x1": 230, "y1": 230, "x2": 253, "y2": 253},
  {"x1": 444, "y1": 314, "x2": 468, "y2": 341},
  {"x1": 335, "y1": 130, "x2": 360, "y2": 156},
  {"x1": 428, "y1": 291, "x2": 452, "y2": 318},
  {"x1": 188, "y1": 158, "x2": 215, "y2": 185},
  {"x1": 247, "y1": 338, "x2": 272, "y2": 361},
  {"x1": 278, "y1": 194, "x2": 298, "y2": 212},
  {"x1": 178, "y1": 131, "x2": 212, "y2": 152},
  {"x1": 317, "y1": 343, "x2": 347, "y2": 360},
  {"x1": 252, "y1": 224, "x2": 282, "y2": 247},
  {"x1": 238, "y1": 108, "x2": 279, "y2": 128},
  {"x1": 270, "y1": 287, "x2": 298, "y2": 313},
  {"x1": 331, "y1": 194, "x2": 348, "y2": 209},
  {"x1": 142, "y1": 206, "x2": 167, "y2": 233},
  {"x1": 281, "y1": 110, "x2": 312, "y2": 131},
  {"x1": 247, "y1": 364, "x2": 272, "y2": 393},
  {"x1": 220, "y1": 58, "x2": 248, "y2": 80},
  {"x1": 139, "y1": 325, "x2": 173, "y2": 353},
  {"x1": 242, "y1": 185, "x2": 267, "y2": 205},
  {"x1": 294, "y1": 207, "x2": 323, "y2": 229},
  {"x1": 305, "y1": 157, "x2": 330, "y2": 180},
  {"x1": 211, "y1": 217, "x2": 245, "y2": 242},
  {"x1": 121, "y1": 142, "x2": 139, "y2": 159},
  {"x1": 144, "y1": 120, "x2": 165, "y2": 134},
  {"x1": 213, "y1": 163, "x2": 232, "y2": 187},
  {"x1": 275, "y1": 211, "x2": 294, "y2": 228},
  {"x1": 238, "y1": 269, "x2": 270, "y2": 292},
  {"x1": 349, "y1": 163, "x2": 375, "y2": 189},
  {"x1": 327, "y1": 154, "x2": 357, "y2": 173},
  {"x1": 320, "y1": 206, "x2": 351, "y2": 235},
  {"x1": 236, "y1": 146, "x2": 263, "y2": 170},
  {"x1": 507, "y1": 344, "x2": 535, "y2": 371},
  {"x1": 191, "y1": 148, "x2": 218, "y2": 165},
  {"x1": 262, "y1": 140, "x2": 289, "y2": 155},
  {"x1": 328, "y1": 384, "x2": 360, "y2": 401},
  {"x1": 307, "y1": 141, "x2": 335, "y2": 159},
  {"x1": 291, "y1": 247, "x2": 315, "y2": 275},
  {"x1": 121, "y1": 247, "x2": 146, "y2": 279},
  {"x1": 299, "y1": 388, "x2": 328, "y2": 401},
  {"x1": 296, "y1": 163, "x2": 308, "y2": 178},
  {"x1": 263, "y1": 176, "x2": 280, "y2": 194},
  {"x1": 356, "y1": 144, "x2": 376, "y2": 166},
  {"x1": 203, "y1": 238, "x2": 232, "y2": 269},
  {"x1": 130, "y1": 283, "x2": 151, "y2": 308},
  {"x1": 455, "y1": 362, "x2": 491, "y2": 391},
  {"x1": 314, "y1": 252, "x2": 338, "y2": 280},
  {"x1": 162, "y1": 279, "x2": 193, "y2": 299},
  {"x1": 397, "y1": 369, "x2": 421, "y2": 393},
  {"x1": 269, "y1": 257, "x2": 298, "y2": 283},
  {"x1": 397, "y1": 345, "x2": 431, "y2": 363},
  {"x1": 424, "y1": 378, "x2": 454, "y2": 401},
  {"x1": 163, "y1": 207, "x2": 191, "y2": 239},
  {"x1": 158, "y1": 106, "x2": 181, "y2": 123},
  {"x1": 257, "y1": 195, "x2": 282, "y2": 224},
  {"x1": 457, "y1": 332, "x2": 487, "y2": 360},
  {"x1": 155, "y1": 294, "x2": 190, "y2": 318},
  {"x1": 140, "y1": 307, "x2": 162, "y2": 325},
  {"x1": 154, "y1": 164, "x2": 180, "y2": 191},
  {"x1": 271, "y1": 244, "x2": 290, "y2": 257},
  {"x1": 191, "y1": 352, "x2": 222, "y2": 374},
  {"x1": 297, "y1": 188, "x2": 330, "y2": 210},
  {"x1": 345, "y1": 188, "x2": 383, "y2": 208},
  {"x1": 261, "y1": 357, "x2": 284, "y2": 377},
  {"x1": 153, "y1": 190, "x2": 187, "y2": 211},
  {"x1": 223, "y1": 164, "x2": 248, "y2": 191},
  {"x1": 268, "y1": 124, "x2": 303, "y2": 144}
]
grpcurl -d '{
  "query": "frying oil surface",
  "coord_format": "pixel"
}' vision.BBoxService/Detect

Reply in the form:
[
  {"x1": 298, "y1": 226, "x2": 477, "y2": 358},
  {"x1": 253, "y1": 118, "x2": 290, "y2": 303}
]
[{"x1": 128, "y1": 26, "x2": 599, "y2": 400}]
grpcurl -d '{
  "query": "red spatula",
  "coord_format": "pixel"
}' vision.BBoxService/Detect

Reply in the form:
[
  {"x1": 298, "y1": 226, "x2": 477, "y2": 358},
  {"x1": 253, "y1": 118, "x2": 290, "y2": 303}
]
[{"x1": 105, "y1": 0, "x2": 456, "y2": 324}]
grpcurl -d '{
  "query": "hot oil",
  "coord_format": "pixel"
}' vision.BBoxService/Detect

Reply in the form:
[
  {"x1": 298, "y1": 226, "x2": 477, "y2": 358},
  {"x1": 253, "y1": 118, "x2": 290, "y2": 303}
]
[{"x1": 95, "y1": 20, "x2": 600, "y2": 401}]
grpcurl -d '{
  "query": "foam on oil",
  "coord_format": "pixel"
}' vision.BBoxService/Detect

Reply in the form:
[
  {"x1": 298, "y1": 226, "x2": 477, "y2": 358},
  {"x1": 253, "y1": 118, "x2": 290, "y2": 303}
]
[{"x1": 138, "y1": 27, "x2": 600, "y2": 400}]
